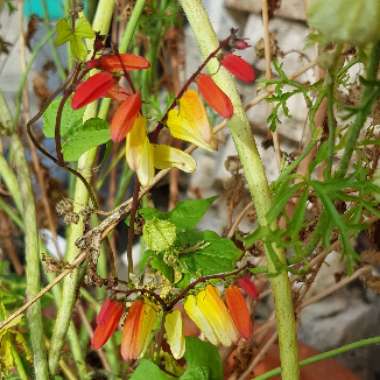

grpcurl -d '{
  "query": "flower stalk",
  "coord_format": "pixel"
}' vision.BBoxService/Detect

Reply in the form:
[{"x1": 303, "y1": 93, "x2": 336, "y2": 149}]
[{"x1": 179, "y1": 1, "x2": 300, "y2": 379}]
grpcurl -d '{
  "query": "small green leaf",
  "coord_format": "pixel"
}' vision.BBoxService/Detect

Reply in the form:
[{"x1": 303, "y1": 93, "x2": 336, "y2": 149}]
[
  {"x1": 131, "y1": 359, "x2": 174, "y2": 380},
  {"x1": 69, "y1": 35, "x2": 88, "y2": 61},
  {"x1": 151, "y1": 253, "x2": 174, "y2": 282},
  {"x1": 244, "y1": 226, "x2": 269, "y2": 248},
  {"x1": 288, "y1": 189, "x2": 309, "y2": 241},
  {"x1": 179, "y1": 230, "x2": 241, "y2": 275},
  {"x1": 168, "y1": 197, "x2": 217, "y2": 230},
  {"x1": 54, "y1": 18, "x2": 72, "y2": 46},
  {"x1": 75, "y1": 15, "x2": 95, "y2": 39},
  {"x1": 183, "y1": 337, "x2": 222, "y2": 380},
  {"x1": 42, "y1": 96, "x2": 85, "y2": 138},
  {"x1": 62, "y1": 117, "x2": 111, "y2": 161},
  {"x1": 143, "y1": 218, "x2": 176, "y2": 252}
]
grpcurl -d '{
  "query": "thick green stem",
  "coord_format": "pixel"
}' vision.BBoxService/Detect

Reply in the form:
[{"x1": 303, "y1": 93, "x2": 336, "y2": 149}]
[
  {"x1": 48, "y1": 1, "x2": 115, "y2": 373},
  {"x1": 253, "y1": 335, "x2": 380, "y2": 380},
  {"x1": 179, "y1": 1, "x2": 299, "y2": 379},
  {"x1": 12, "y1": 135, "x2": 49, "y2": 380}
]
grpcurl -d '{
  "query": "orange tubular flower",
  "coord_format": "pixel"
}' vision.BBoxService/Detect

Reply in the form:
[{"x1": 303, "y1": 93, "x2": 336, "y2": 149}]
[
  {"x1": 221, "y1": 53, "x2": 256, "y2": 83},
  {"x1": 184, "y1": 285, "x2": 238, "y2": 347},
  {"x1": 71, "y1": 72, "x2": 114, "y2": 109},
  {"x1": 121, "y1": 300, "x2": 159, "y2": 361},
  {"x1": 196, "y1": 73, "x2": 233, "y2": 119},
  {"x1": 225, "y1": 286, "x2": 253, "y2": 340},
  {"x1": 110, "y1": 93, "x2": 141, "y2": 142},
  {"x1": 106, "y1": 84, "x2": 130, "y2": 102},
  {"x1": 91, "y1": 299, "x2": 124, "y2": 350},
  {"x1": 88, "y1": 53, "x2": 150, "y2": 72}
]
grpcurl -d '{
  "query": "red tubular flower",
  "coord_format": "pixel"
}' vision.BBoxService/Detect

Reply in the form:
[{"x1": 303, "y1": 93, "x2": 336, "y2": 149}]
[
  {"x1": 221, "y1": 53, "x2": 256, "y2": 83},
  {"x1": 237, "y1": 275, "x2": 259, "y2": 300},
  {"x1": 106, "y1": 84, "x2": 130, "y2": 102},
  {"x1": 196, "y1": 73, "x2": 233, "y2": 119},
  {"x1": 71, "y1": 72, "x2": 114, "y2": 110},
  {"x1": 225, "y1": 285, "x2": 253, "y2": 340},
  {"x1": 88, "y1": 53, "x2": 150, "y2": 72},
  {"x1": 91, "y1": 299, "x2": 124, "y2": 350},
  {"x1": 110, "y1": 93, "x2": 141, "y2": 142}
]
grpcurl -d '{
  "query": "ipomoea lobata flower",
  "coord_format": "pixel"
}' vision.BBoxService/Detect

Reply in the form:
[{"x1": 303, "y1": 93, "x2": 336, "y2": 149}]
[
  {"x1": 166, "y1": 90, "x2": 217, "y2": 152},
  {"x1": 91, "y1": 298, "x2": 124, "y2": 350},
  {"x1": 110, "y1": 93, "x2": 142, "y2": 142},
  {"x1": 196, "y1": 73, "x2": 233, "y2": 119},
  {"x1": 126, "y1": 115, "x2": 196, "y2": 187},
  {"x1": 225, "y1": 285, "x2": 253, "y2": 340},
  {"x1": 71, "y1": 71, "x2": 114, "y2": 109},
  {"x1": 120, "y1": 299, "x2": 159, "y2": 361},
  {"x1": 221, "y1": 53, "x2": 256, "y2": 83},
  {"x1": 237, "y1": 275, "x2": 259, "y2": 300},
  {"x1": 164, "y1": 309, "x2": 185, "y2": 359},
  {"x1": 87, "y1": 53, "x2": 150, "y2": 72},
  {"x1": 184, "y1": 285, "x2": 238, "y2": 347}
]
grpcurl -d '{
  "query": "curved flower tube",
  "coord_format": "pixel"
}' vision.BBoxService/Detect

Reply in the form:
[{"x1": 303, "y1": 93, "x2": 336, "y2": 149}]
[
  {"x1": 91, "y1": 298, "x2": 124, "y2": 350},
  {"x1": 225, "y1": 285, "x2": 253, "y2": 340},
  {"x1": 221, "y1": 53, "x2": 256, "y2": 83},
  {"x1": 164, "y1": 309, "x2": 185, "y2": 359},
  {"x1": 184, "y1": 285, "x2": 238, "y2": 347},
  {"x1": 167, "y1": 90, "x2": 217, "y2": 152},
  {"x1": 126, "y1": 116, "x2": 196, "y2": 186},
  {"x1": 120, "y1": 300, "x2": 160, "y2": 361}
]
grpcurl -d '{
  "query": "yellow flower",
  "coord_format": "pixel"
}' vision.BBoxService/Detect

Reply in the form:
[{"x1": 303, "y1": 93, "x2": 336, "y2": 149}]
[
  {"x1": 184, "y1": 285, "x2": 238, "y2": 347},
  {"x1": 126, "y1": 115, "x2": 196, "y2": 186},
  {"x1": 167, "y1": 90, "x2": 217, "y2": 152},
  {"x1": 164, "y1": 310, "x2": 185, "y2": 359}
]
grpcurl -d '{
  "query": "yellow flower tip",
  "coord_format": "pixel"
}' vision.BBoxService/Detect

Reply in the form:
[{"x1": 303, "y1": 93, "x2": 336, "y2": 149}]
[
  {"x1": 152, "y1": 144, "x2": 196, "y2": 173},
  {"x1": 184, "y1": 294, "x2": 218, "y2": 346},
  {"x1": 167, "y1": 90, "x2": 217, "y2": 152},
  {"x1": 164, "y1": 310, "x2": 185, "y2": 359},
  {"x1": 198, "y1": 285, "x2": 238, "y2": 347},
  {"x1": 126, "y1": 115, "x2": 154, "y2": 187}
]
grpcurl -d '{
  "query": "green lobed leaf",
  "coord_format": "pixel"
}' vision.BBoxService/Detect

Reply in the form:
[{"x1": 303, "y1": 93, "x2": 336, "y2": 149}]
[
  {"x1": 54, "y1": 18, "x2": 72, "y2": 46},
  {"x1": 182, "y1": 337, "x2": 223, "y2": 380},
  {"x1": 130, "y1": 359, "x2": 174, "y2": 380},
  {"x1": 178, "y1": 230, "x2": 241, "y2": 276},
  {"x1": 61, "y1": 117, "x2": 111, "y2": 161},
  {"x1": 42, "y1": 96, "x2": 85, "y2": 138},
  {"x1": 140, "y1": 196, "x2": 217, "y2": 230},
  {"x1": 143, "y1": 218, "x2": 177, "y2": 252},
  {"x1": 180, "y1": 366, "x2": 209, "y2": 380}
]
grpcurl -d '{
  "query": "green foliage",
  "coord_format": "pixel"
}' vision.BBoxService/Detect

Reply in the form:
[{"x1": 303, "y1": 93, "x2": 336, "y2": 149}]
[
  {"x1": 143, "y1": 218, "x2": 177, "y2": 252},
  {"x1": 131, "y1": 359, "x2": 174, "y2": 380},
  {"x1": 42, "y1": 99, "x2": 111, "y2": 161},
  {"x1": 54, "y1": 14, "x2": 95, "y2": 60},
  {"x1": 307, "y1": 0, "x2": 380, "y2": 45},
  {"x1": 181, "y1": 337, "x2": 223, "y2": 380},
  {"x1": 62, "y1": 118, "x2": 110, "y2": 161},
  {"x1": 42, "y1": 96, "x2": 85, "y2": 138}
]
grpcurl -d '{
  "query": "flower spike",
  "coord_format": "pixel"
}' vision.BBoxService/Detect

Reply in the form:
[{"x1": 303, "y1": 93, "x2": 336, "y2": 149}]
[
  {"x1": 221, "y1": 53, "x2": 256, "y2": 83},
  {"x1": 225, "y1": 286, "x2": 253, "y2": 340},
  {"x1": 71, "y1": 72, "x2": 114, "y2": 109},
  {"x1": 111, "y1": 93, "x2": 142, "y2": 142},
  {"x1": 196, "y1": 74, "x2": 233, "y2": 119},
  {"x1": 167, "y1": 90, "x2": 217, "y2": 152},
  {"x1": 91, "y1": 298, "x2": 124, "y2": 350},
  {"x1": 120, "y1": 300, "x2": 159, "y2": 361},
  {"x1": 88, "y1": 53, "x2": 150, "y2": 72}
]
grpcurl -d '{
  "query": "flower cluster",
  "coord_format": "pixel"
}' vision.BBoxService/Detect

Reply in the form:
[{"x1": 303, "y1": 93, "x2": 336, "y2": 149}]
[
  {"x1": 70, "y1": 46, "x2": 255, "y2": 186},
  {"x1": 91, "y1": 277, "x2": 258, "y2": 361}
]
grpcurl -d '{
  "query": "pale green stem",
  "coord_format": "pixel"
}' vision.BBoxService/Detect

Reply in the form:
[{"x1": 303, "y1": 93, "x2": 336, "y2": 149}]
[
  {"x1": 48, "y1": 1, "x2": 116, "y2": 373},
  {"x1": 179, "y1": 1, "x2": 299, "y2": 379},
  {"x1": 253, "y1": 335, "x2": 380, "y2": 380},
  {"x1": 12, "y1": 134, "x2": 49, "y2": 380},
  {"x1": 11, "y1": 346, "x2": 29, "y2": 380}
]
